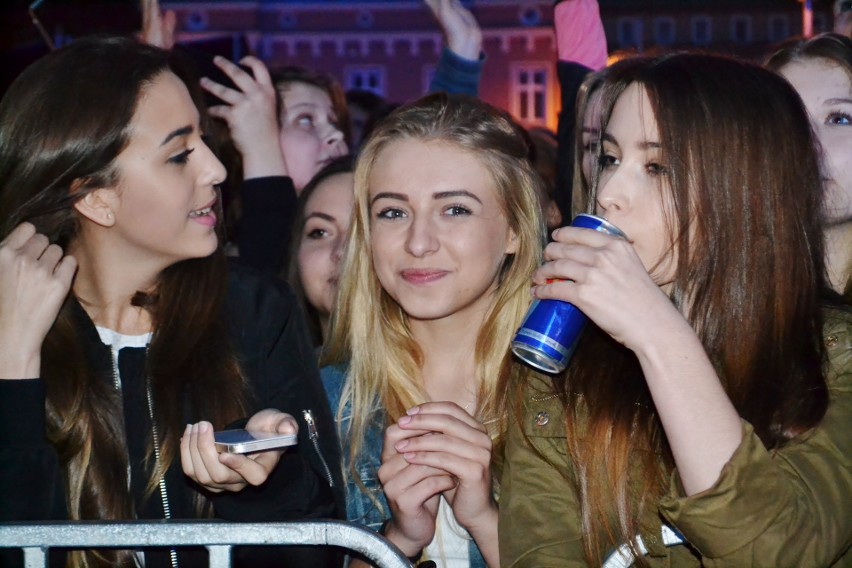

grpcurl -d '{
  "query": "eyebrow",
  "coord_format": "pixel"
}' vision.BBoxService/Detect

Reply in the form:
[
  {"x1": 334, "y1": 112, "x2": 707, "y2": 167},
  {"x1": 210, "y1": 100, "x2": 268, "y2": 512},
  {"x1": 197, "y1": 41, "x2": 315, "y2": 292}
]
[
  {"x1": 370, "y1": 190, "x2": 483, "y2": 205},
  {"x1": 601, "y1": 133, "x2": 661, "y2": 150},
  {"x1": 160, "y1": 125, "x2": 193, "y2": 147},
  {"x1": 305, "y1": 211, "x2": 336, "y2": 223},
  {"x1": 825, "y1": 97, "x2": 852, "y2": 105}
]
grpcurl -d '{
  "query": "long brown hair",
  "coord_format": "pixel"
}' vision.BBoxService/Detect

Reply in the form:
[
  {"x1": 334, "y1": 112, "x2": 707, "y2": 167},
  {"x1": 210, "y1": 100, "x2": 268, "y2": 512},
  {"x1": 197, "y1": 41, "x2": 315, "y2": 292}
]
[
  {"x1": 561, "y1": 52, "x2": 829, "y2": 563},
  {"x1": 0, "y1": 36, "x2": 247, "y2": 566}
]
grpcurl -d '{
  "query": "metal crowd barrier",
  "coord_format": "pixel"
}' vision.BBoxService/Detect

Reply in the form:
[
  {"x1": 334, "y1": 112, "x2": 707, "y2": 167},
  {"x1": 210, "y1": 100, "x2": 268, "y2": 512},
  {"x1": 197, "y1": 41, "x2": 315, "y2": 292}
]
[{"x1": 0, "y1": 519, "x2": 412, "y2": 568}]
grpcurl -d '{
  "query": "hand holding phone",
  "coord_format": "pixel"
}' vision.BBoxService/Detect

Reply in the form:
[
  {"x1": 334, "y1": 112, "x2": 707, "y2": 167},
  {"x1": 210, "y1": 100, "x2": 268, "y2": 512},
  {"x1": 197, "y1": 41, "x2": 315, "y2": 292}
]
[
  {"x1": 181, "y1": 410, "x2": 298, "y2": 493},
  {"x1": 214, "y1": 429, "x2": 298, "y2": 454}
]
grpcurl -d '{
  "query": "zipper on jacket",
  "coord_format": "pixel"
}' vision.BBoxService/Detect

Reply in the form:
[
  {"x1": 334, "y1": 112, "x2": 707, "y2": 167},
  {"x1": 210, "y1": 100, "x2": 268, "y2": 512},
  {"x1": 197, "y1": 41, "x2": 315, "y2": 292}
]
[
  {"x1": 146, "y1": 379, "x2": 178, "y2": 568},
  {"x1": 111, "y1": 348, "x2": 178, "y2": 568},
  {"x1": 302, "y1": 409, "x2": 334, "y2": 487}
]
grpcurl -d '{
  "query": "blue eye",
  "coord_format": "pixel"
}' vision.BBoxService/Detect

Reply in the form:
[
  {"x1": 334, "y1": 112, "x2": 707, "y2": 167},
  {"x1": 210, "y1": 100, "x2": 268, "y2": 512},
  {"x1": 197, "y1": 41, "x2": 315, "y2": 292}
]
[
  {"x1": 827, "y1": 112, "x2": 851, "y2": 126},
  {"x1": 445, "y1": 205, "x2": 472, "y2": 216},
  {"x1": 377, "y1": 208, "x2": 406, "y2": 220},
  {"x1": 168, "y1": 148, "x2": 195, "y2": 165}
]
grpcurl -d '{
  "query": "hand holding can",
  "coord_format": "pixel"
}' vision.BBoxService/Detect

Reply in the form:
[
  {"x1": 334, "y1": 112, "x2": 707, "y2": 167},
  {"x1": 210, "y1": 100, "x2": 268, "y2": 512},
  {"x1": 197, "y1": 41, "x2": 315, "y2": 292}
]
[{"x1": 511, "y1": 214, "x2": 628, "y2": 374}]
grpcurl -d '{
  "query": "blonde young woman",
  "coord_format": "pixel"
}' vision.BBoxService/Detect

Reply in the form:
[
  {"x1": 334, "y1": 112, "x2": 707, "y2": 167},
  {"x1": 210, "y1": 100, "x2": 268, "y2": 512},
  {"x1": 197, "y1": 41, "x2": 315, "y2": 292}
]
[{"x1": 321, "y1": 93, "x2": 545, "y2": 568}]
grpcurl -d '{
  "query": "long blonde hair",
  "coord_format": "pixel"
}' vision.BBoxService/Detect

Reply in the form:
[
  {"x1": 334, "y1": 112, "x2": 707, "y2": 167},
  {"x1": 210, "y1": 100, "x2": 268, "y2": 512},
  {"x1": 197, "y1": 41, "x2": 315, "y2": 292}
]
[{"x1": 323, "y1": 93, "x2": 544, "y2": 491}]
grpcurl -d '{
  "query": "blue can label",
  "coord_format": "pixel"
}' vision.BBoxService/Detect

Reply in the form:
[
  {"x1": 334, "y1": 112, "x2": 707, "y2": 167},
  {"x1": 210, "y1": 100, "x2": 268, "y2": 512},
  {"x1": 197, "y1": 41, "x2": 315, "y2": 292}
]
[{"x1": 511, "y1": 214, "x2": 626, "y2": 374}]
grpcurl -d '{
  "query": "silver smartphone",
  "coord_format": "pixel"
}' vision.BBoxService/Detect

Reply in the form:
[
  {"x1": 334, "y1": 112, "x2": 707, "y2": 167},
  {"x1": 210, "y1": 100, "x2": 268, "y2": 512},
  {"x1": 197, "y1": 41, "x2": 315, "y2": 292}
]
[{"x1": 213, "y1": 429, "x2": 298, "y2": 454}]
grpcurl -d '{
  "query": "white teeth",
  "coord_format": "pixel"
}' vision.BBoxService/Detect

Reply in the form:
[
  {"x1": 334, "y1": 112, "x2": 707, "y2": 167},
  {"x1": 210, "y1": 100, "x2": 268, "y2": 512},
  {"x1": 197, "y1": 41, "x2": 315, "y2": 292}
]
[{"x1": 189, "y1": 206, "x2": 212, "y2": 218}]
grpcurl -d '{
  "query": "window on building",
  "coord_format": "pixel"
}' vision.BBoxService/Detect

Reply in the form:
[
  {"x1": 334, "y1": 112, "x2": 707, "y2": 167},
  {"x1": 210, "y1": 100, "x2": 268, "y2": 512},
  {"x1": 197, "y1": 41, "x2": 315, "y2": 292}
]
[
  {"x1": 617, "y1": 17, "x2": 643, "y2": 49},
  {"x1": 691, "y1": 16, "x2": 712, "y2": 46},
  {"x1": 512, "y1": 65, "x2": 549, "y2": 125},
  {"x1": 654, "y1": 17, "x2": 676, "y2": 46},
  {"x1": 768, "y1": 14, "x2": 790, "y2": 43},
  {"x1": 731, "y1": 15, "x2": 752, "y2": 44},
  {"x1": 344, "y1": 66, "x2": 386, "y2": 97}
]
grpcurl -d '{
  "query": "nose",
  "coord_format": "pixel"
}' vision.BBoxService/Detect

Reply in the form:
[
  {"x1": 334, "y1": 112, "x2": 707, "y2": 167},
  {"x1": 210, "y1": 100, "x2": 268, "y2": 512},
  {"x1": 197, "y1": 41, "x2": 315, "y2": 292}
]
[
  {"x1": 595, "y1": 167, "x2": 629, "y2": 217},
  {"x1": 199, "y1": 139, "x2": 227, "y2": 187},
  {"x1": 323, "y1": 124, "x2": 348, "y2": 158},
  {"x1": 404, "y1": 214, "x2": 439, "y2": 258}
]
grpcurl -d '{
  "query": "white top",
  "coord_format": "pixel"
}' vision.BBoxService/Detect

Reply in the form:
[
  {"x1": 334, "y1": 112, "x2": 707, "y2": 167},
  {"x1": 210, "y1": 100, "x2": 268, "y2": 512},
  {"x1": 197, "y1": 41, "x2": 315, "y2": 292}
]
[
  {"x1": 95, "y1": 326, "x2": 152, "y2": 390},
  {"x1": 423, "y1": 496, "x2": 471, "y2": 567}
]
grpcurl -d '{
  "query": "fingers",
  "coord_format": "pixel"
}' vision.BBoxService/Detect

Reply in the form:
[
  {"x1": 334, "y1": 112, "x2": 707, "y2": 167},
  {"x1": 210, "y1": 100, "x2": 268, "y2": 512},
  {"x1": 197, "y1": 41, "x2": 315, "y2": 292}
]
[
  {"x1": 238, "y1": 56, "x2": 273, "y2": 87},
  {"x1": 399, "y1": 404, "x2": 489, "y2": 442},
  {"x1": 18, "y1": 231, "x2": 49, "y2": 260},
  {"x1": 186, "y1": 422, "x2": 228, "y2": 491},
  {"x1": 245, "y1": 409, "x2": 298, "y2": 436},
  {"x1": 549, "y1": 225, "x2": 622, "y2": 249},
  {"x1": 54, "y1": 254, "x2": 78, "y2": 287},
  {"x1": 0, "y1": 222, "x2": 36, "y2": 249},
  {"x1": 200, "y1": 77, "x2": 243, "y2": 106},
  {"x1": 220, "y1": 450, "x2": 277, "y2": 487},
  {"x1": 212, "y1": 55, "x2": 272, "y2": 94},
  {"x1": 380, "y1": 460, "x2": 456, "y2": 511},
  {"x1": 181, "y1": 421, "x2": 277, "y2": 492}
]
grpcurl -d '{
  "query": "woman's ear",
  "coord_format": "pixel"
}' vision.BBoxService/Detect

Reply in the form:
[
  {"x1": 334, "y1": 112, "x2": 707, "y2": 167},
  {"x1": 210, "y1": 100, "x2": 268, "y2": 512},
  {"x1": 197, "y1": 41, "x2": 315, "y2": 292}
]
[
  {"x1": 73, "y1": 184, "x2": 117, "y2": 228},
  {"x1": 505, "y1": 228, "x2": 520, "y2": 255}
]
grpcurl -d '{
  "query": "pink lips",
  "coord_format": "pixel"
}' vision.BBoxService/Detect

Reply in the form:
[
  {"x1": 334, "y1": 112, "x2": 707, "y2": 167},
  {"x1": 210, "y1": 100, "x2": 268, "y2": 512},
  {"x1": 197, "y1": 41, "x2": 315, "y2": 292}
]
[
  {"x1": 192, "y1": 211, "x2": 217, "y2": 227},
  {"x1": 400, "y1": 269, "x2": 449, "y2": 285},
  {"x1": 189, "y1": 198, "x2": 218, "y2": 227}
]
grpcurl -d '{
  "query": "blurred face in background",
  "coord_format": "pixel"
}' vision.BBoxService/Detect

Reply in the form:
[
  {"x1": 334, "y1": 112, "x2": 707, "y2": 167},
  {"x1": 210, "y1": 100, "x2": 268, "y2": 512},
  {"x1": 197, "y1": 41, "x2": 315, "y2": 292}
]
[
  {"x1": 278, "y1": 82, "x2": 348, "y2": 192},
  {"x1": 779, "y1": 58, "x2": 852, "y2": 226},
  {"x1": 297, "y1": 171, "x2": 354, "y2": 328}
]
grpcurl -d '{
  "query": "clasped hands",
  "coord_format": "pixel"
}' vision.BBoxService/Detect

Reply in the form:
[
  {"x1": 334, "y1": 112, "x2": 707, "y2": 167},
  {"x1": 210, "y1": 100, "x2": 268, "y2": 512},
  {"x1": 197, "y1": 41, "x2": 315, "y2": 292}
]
[{"x1": 377, "y1": 401, "x2": 496, "y2": 557}]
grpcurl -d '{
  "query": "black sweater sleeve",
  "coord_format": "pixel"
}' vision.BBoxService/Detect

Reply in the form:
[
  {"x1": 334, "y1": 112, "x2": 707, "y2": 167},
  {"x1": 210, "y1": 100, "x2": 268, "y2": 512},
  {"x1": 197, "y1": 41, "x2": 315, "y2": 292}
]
[
  {"x1": 235, "y1": 176, "x2": 298, "y2": 275},
  {"x1": 0, "y1": 378, "x2": 66, "y2": 522},
  {"x1": 214, "y1": 266, "x2": 344, "y2": 567}
]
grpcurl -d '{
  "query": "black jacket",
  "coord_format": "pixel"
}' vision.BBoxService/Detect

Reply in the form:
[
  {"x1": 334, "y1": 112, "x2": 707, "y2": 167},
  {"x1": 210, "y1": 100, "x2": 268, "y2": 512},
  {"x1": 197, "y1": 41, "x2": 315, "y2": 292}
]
[{"x1": 0, "y1": 264, "x2": 344, "y2": 567}]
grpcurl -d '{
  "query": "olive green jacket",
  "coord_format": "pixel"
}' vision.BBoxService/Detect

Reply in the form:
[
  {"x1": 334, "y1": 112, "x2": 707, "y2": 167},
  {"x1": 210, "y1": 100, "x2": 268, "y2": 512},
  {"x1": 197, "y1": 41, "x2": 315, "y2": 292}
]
[{"x1": 500, "y1": 307, "x2": 852, "y2": 567}]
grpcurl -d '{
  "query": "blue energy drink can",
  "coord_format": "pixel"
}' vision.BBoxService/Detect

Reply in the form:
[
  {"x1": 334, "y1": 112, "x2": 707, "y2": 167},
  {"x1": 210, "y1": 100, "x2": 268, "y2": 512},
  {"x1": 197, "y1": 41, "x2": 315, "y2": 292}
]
[{"x1": 512, "y1": 214, "x2": 628, "y2": 374}]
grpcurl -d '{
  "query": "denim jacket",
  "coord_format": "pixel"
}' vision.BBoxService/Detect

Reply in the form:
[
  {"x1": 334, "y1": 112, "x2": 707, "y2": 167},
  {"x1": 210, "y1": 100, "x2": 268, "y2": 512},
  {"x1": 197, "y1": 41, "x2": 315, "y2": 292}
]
[{"x1": 321, "y1": 364, "x2": 487, "y2": 568}]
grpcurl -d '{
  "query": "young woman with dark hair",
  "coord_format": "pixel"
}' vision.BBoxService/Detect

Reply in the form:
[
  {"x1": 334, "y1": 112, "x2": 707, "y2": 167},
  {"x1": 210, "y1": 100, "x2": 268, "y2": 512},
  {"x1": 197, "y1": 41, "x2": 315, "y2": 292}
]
[
  {"x1": 767, "y1": 33, "x2": 852, "y2": 303},
  {"x1": 0, "y1": 35, "x2": 342, "y2": 568},
  {"x1": 285, "y1": 155, "x2": 355, "y2": 347},
  {"x1": 499, "y1": 53, "x2": 851, "y2": 567}
]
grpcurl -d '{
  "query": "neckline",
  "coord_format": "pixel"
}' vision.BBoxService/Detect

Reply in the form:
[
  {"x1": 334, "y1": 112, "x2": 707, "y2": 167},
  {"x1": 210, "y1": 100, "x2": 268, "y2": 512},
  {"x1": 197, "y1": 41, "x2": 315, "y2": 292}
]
[{"x1": 95, "y1": 325, "x2": 153, "y2": 350}]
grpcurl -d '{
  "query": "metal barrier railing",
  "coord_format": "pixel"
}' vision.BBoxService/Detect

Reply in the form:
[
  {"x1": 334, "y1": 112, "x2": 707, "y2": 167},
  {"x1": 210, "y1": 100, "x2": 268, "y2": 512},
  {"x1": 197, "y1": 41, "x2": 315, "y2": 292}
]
[{"x1": 0, "y1": 520, "x2": 412, "y2": 568}]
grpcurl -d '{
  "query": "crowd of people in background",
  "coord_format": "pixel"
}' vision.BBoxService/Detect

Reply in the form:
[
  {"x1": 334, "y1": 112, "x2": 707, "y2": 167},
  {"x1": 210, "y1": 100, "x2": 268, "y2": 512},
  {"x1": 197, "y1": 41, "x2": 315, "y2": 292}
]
[{"x1": 0, "y1": 0, "x2": 850, "y2": 567}]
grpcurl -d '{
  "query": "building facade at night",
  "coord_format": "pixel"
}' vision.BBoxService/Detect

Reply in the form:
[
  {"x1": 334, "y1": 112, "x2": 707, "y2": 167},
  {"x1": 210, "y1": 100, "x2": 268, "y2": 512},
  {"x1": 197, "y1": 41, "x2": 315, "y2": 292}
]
[
  {"x1": 6, "y1": 0, "x2": 832, "y2": 128},
  {"x1": 161, "y1": 0, "x2": 831, "y2": 129}
]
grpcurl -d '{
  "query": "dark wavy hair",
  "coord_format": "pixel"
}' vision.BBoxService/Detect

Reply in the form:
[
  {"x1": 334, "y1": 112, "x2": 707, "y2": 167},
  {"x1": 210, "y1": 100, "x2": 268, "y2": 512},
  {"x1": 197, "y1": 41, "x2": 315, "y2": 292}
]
[
  {"x1": 0, "y1": 35, "x2": 247, "y2": 566},
  {"x1": 560, "y1": 52, "x2": 829, "y2": 564}
]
